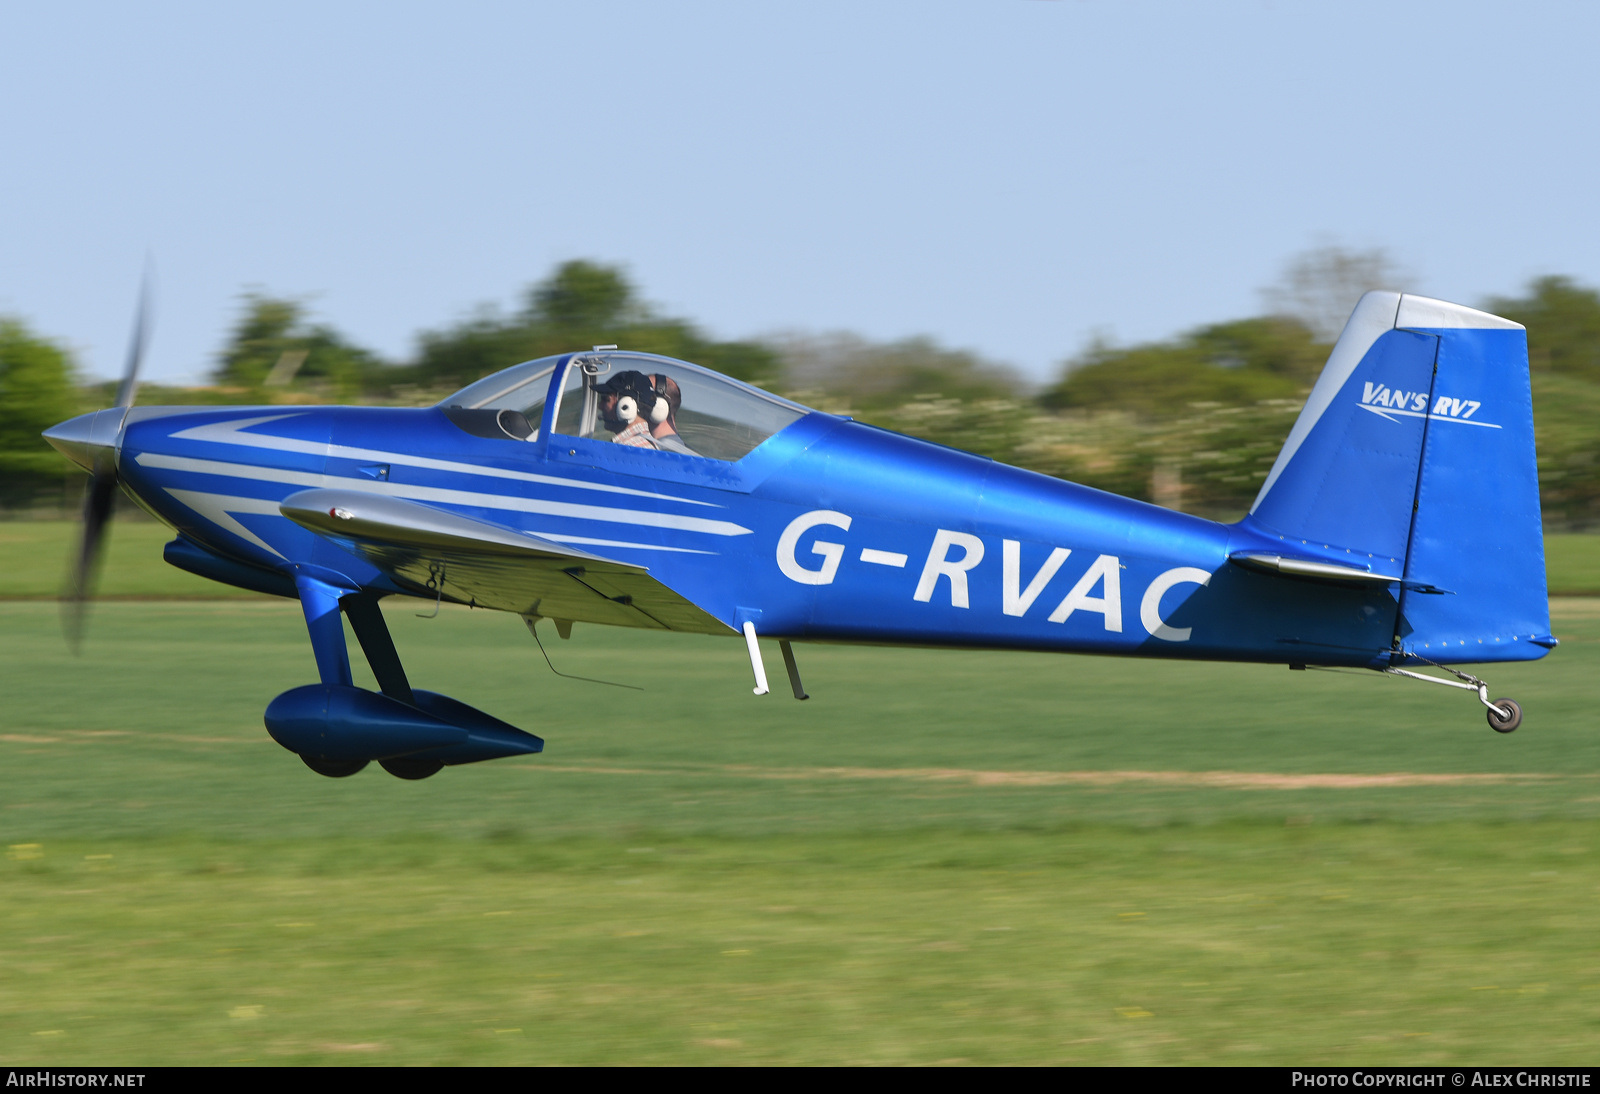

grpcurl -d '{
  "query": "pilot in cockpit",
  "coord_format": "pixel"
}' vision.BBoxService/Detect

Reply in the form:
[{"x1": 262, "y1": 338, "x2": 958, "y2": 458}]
[
  {"x1": 645, "y1": 373, "x2": 696, "y2": 455},
  {"x1": 594, "y1": 370, "x2": 699, "y2": 456}
]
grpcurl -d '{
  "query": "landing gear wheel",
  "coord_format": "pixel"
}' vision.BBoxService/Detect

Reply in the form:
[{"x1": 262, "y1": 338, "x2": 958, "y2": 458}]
[
  {"x1": 301, "y1": 755, "x2": 369, "y2": 778},
  {"x1": 1487, "y1": 698, "x2": 1523, "y2": 734},
  {"x1": 380, "y1": 757, "x2": 444, "y2": 780}
]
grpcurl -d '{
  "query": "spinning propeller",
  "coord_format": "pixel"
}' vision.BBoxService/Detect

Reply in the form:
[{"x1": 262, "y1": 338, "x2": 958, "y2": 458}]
[{"x1": 61, "y1": 276, "x2": 153, "y2": 650}]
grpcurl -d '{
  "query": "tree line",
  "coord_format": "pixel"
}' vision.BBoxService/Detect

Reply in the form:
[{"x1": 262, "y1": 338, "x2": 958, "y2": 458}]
[{"x1": 6, "y1": 254, "x2": 1600, "y2": 527}]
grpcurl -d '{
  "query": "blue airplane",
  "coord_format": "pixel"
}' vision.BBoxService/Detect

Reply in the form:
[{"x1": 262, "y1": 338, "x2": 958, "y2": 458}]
[{"x1": 44, "y1": 291, "x2": 1554, "y2": 780}]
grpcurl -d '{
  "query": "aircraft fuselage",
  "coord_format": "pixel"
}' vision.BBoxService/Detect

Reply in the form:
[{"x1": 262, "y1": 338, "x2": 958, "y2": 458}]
[{"x1": 106, "y1": 402, "x2": 1415, "y2": 669}]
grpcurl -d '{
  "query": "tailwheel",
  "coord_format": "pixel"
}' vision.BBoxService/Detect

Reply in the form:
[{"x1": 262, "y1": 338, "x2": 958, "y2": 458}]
[
  {"x1": 1381, "y1": 664, "x2": 1524, "y2": 735},
  {"x1": 1487, "y1": 698, "x2": 1523, "y2": 734},
  {"x1": 301, "y1": 755, "x2": 369, "y2": 778},
  {"x1": 380, "y1": 757, "x2": 444, "y2": 780}
]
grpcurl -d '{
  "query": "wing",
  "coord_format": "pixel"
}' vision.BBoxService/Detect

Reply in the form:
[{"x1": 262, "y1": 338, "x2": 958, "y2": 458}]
[{"x1": 279, "y1": 488, "x2": 731, "y2": 634}]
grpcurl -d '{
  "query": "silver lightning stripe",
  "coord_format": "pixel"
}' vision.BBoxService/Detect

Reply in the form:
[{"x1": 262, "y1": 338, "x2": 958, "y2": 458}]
[
  {"x1": 137, "y1": 451, "x2": 749, "y2": 560},
  {"x1": 168, "y1": 415, "x2": 723, "y2": 505},
  {"x1": 1357, "y1": 383, "x2": 1501, "y2": 428}
]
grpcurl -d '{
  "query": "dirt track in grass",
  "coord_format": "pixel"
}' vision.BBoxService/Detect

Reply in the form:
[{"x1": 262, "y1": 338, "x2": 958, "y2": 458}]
[{"x1": 529, "y1": 762, "x2": 1567, "y2": 790}]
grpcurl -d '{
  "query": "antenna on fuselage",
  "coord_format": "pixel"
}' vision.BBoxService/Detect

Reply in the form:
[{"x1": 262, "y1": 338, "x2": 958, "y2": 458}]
[{"x1": 521, "y1": 615, "x2": 642, "y2": 691}]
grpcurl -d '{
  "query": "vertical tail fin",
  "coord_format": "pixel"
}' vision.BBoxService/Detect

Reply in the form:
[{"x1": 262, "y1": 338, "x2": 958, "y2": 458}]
[{"x1": 1243, "y1": 292, "x2": 1551, "y2": 663}]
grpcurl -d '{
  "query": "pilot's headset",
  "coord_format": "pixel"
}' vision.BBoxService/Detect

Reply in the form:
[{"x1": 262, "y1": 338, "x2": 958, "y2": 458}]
[
  {"x1": 605, "y1": 371, "x2": 669, "y2": 426},
  {"x1": 649, "y1": 374, "x2": 681, "y2": 427}
]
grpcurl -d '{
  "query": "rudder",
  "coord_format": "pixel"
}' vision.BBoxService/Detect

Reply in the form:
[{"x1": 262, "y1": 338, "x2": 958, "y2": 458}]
[{"x1": 1392, "y1": 296, "x2": 1551, "y2": 663}]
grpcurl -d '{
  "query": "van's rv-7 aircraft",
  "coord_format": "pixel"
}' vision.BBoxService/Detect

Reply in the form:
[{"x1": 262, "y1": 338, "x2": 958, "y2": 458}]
[{"x1": 45, "y1": 291, "x2": 1555, "y2": 780}]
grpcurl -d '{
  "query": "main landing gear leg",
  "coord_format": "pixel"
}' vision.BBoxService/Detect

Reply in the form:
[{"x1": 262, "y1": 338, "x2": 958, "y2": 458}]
[
  {"x1": 272, "y1": 582, "x2": 537, "y2": 780},
  {"x1": 341, "y1": 591, "x2": 442, "y2": 779},
  {"x1": 1381, "y1": 664, "x2": 1523, "y2": 733},
  {"x1": 292, "y1": 575, "x2": 369, "y2": 777},
  {"x1": 297, "y1": 574, "x2": 353, "y2": 689},
  {"x1": 341, "y1": 591, "x2": 415, "y2": 705},
  {"x1": 286, "y1": 578, "x2": 445, "y2": 780}
]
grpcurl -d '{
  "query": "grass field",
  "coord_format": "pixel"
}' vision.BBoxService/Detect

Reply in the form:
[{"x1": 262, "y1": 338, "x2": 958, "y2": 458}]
[{"x1": 1, "y1": 522, "x2": 1597, "y2": 1064}]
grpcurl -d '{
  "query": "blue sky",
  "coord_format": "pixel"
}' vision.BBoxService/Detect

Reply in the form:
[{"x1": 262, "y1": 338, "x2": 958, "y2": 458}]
[{"x1": 3, "y1": 1, "x2": 1596, "y2": 384}]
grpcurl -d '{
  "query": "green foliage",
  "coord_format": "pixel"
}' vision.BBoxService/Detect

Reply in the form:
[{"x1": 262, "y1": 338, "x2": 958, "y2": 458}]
[
  {"x1": 409, "y1": 260, "x2": 781, "y2": 393},
  {"x1": 1486, "y1": 275, "x2": 1600, "y2": 380},
  {"x1": 80, "y1": 379, "x2": 262, "y2": 409},
  {"x1": 949, "y1": 318, "x2": 1324, "y2": 517},
  {"x1": 1261, "y1": 245, "x2": 1408, "y2": 342},
  {"x1": 1485, "y1": 277, "x2": 1600, "y2": 526},
  {"x1": 774, "y1": 334, "x2": 1026, "y2": 411},
  {"x1": 1042, "y1": 316, "x2": 1323, "y2": 417},
  {"x1": 212, "y1": 292, "x2": 385, "y2": 400},
  {"x1": 530, "y1": 259, "x2": 635, "y2": 330},
  {"x1": 857, "y1": 396, "x2": 1300, "y2": 518},
  {"x1": 817, "y1": 318, "x2": 1321, "y2": 518},
  {"x1": 1528, "y1": 372, "x2": 1600, "y2": 528},
  {"x1": 22, "y1": 259, "x2": 1600, "y2": 526},
  {"x1": 0, "y1": 318, "x2": 82, "y2": 506}
]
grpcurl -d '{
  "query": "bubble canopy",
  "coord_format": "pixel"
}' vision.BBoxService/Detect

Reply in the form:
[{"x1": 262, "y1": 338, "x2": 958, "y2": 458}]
[{"x1": 439, "y1": 351, "x2": 813, "y2": 461}]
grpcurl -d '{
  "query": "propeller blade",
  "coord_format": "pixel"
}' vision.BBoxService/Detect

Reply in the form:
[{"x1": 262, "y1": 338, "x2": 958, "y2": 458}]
[
  {"x1": 62, "y1": 270, "x2": 154, "y2": 650},
  {"x1": 63, "y1": 465, "x2": 119, "y2": 651},
  {"x1": 114, "y1": 265, "x2": 154, "y2": 410}
]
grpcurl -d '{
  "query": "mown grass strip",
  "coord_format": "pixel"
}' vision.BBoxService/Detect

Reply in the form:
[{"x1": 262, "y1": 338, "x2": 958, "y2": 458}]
[
  {"x1": 2, "y1": 826, "x2": 1596, "y2": 1066},
  {"x1": 2, "y1": 580, "x2": 1596, "y2": 1064}
]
